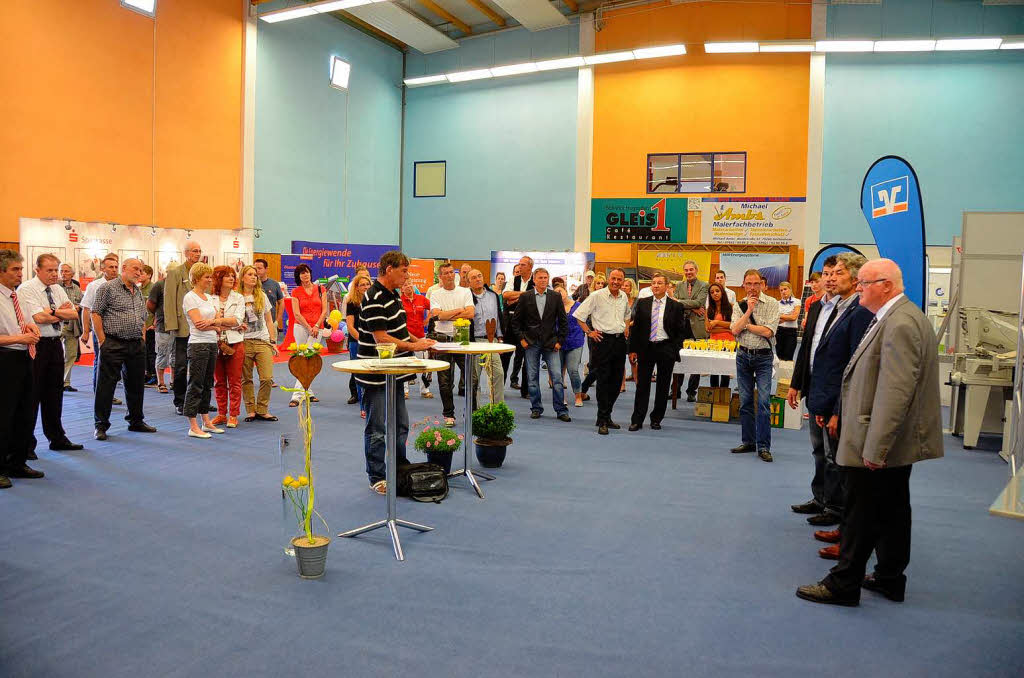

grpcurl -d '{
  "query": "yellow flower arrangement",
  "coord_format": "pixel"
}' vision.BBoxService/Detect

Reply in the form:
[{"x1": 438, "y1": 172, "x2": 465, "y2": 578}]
[{"x1": 453, "y1": 317, "x2": 471, "y2": 345}]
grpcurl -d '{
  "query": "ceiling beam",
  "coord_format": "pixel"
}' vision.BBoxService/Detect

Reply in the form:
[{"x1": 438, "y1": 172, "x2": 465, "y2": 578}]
[
  {"x1": 334, "y1": 12, "x2": 408, "y2": 51},
  {"x1": 464, "y1": 0, "x2": 507, "y2": 27},
  {"x1": 412, "y1": 0, "x2": 473, "y2": 35}
]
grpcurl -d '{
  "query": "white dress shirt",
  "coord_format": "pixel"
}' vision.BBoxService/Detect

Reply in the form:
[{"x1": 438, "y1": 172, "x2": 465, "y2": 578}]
[
  {"x1": 808, "y1": 293, "x2": 838, "y2": 372},
  {"x1": 572, "y1": 287, "x2": 630, "y2": 334},
  {"x1": 17, "y1": 277, "x2": 71, "y2": 338},
  {"x1": 0, "y1": 283, "x2": 29, "y2": 350},
  {"x1": 81, "y1": 276, "x2": 112, "y2": 310}
]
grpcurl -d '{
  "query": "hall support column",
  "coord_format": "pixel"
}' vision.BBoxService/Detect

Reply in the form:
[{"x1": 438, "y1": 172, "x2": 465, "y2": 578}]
[{"x1": 574, "y1": 13, "x2": 595, "y2": 252}]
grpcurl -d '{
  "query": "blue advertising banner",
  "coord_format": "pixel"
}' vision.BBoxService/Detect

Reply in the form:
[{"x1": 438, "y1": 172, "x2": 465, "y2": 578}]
[
  {"x1": 807, "y1": 244, "x2": 865, "y2": 273},
  {"x1": 860, "y1": 156, "x2": 926, "y2": 308},
  {"x1": 285, "y1": 241, "x2": 396, "y2": 287}
]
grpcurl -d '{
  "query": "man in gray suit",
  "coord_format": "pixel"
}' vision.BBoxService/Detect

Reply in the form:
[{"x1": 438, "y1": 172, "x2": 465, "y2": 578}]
[
  {"x1": 797, "y1": 259, "x2": 943, "y2": 606},
  {"x1": 673, "y1": 260, "x2": 709, "y2": 401}
]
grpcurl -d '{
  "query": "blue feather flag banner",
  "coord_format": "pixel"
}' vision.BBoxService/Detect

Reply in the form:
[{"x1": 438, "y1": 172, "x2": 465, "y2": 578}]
[{"x1": 860, "y1": 156, "x2": 927, "y2": 309}]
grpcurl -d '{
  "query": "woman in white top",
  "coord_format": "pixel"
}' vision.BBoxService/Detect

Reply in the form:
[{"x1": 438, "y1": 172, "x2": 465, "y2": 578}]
[
  {"x1": 210, "y1": 266, "x2": 246, "y2": 428},
  {"x1": 775, "y1": 281, "x2": 800, "y2": 361},
  {"x1": 238, "y1": 265, "x2": 278, "y2": 422},
  {"x1": 182, "y1": 263, "x2": 239, "y2": 439}
]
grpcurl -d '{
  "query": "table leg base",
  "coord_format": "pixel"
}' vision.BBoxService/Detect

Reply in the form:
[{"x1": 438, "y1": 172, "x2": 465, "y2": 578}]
[
  {"x1": 447, "y1": 468, "x2": 487, "y2": 498},
  {"x1": 338, "y1": 518, "x2": 435, "y2": 562},
  {"x1": 450, "y1": 468, "x2": 496, "y2": 481}
]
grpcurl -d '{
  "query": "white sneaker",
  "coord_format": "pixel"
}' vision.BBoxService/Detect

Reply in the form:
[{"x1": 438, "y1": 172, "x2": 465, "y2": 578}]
[{"x1": 202, "y1": 425, "x2": 225, "y2": 434}]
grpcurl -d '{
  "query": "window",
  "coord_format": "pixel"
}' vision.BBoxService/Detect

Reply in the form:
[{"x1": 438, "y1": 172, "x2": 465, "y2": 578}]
[
  {"x1": 646, "y1": 152, "x2": 746, "y2": 194},
  {"x1": 414, "y1": 161, "x2": 446, "y2": 198},
  {"x1": 121, "y1": 0, "x2": 156, "y2": 18}
]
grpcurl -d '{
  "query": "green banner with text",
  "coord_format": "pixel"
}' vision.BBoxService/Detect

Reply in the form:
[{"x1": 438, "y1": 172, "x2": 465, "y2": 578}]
[{"x1": 590, "y1": 198, "x2": 688, "y2": 243}]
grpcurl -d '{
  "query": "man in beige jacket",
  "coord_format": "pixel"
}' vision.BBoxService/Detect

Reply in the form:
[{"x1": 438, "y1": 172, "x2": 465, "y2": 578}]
[
  {"x1": 797, "y1": 259, "x2": 943, "y2": 606},
  {"x1": 163, "y1": 241, "x2": 202, "y2": 416}
]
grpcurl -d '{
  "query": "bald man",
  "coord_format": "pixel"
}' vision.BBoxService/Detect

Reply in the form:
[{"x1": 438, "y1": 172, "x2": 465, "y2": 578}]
[
  {"x1": 797, "y1": 259, "x2": 942, "y2": 606},
  {"x1": 164, "y1": 241, "x2": 202, "y2": 415}
]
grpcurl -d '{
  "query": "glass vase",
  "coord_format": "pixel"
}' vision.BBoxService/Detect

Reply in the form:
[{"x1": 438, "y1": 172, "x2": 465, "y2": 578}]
[
  {"x1": 280, "y1": 433, "x2": 305, "y2": 556},
  {"x1": 454, "y1": 326, "x2": 470, "y2": 345}
]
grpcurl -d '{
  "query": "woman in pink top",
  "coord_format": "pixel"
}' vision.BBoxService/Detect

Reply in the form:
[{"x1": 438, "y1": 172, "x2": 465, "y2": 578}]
[{"x1": 705, "y1": 282, "x2": 734, "y2": 388}]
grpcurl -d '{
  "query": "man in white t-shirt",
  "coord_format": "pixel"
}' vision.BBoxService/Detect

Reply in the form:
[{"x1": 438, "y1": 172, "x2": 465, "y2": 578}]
[{"x1": 427, "y1": 262, "x2": 474, "y2": 426}]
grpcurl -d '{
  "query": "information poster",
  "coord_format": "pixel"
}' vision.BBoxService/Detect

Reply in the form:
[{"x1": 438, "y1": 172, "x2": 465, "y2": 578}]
[
  {"x1": 407, "y1": 258, "x2": 437, "y2": 293},
  {"x1": 637, "y1": 251, "x2": 712, "y2": 284},
  {"x1": 719, "y1": 252, "x2": 790, "y2": 288},
  {"x1": 590, "y1": 198, "x2": 687, "y2": 243},
  {"x1": 700, "y1": 197, "x2": 805, "y2": 244},
  {"x1": 490, "y1": 250, "x2": 594, "y2": 297},
  {"x1": 288, "y1": 241, "x2": 396, "y2": 288}
]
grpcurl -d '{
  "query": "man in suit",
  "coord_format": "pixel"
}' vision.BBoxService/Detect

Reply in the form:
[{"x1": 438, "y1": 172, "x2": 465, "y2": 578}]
[
  {"x1": 674, "y1": 260, "x2": 709, "y2": 401},
  {"x1": 788, "y1": 254, "x2": 873, "y2": 557},
  {"x1": 797, "y1": 259, "x2": 943, "y2": 606},
  {"x1": 163, "y1": 241, "x2": 202, "y2": 416},
  {"x1": 502, "y1": 255, "x2": 534, "y2": 396},
  {"x1": 628, "y1": 272, "x2": 686, "y2": 431},
  {"x1": 512, "y1": 268, "x2": 570, "y2": 422}
]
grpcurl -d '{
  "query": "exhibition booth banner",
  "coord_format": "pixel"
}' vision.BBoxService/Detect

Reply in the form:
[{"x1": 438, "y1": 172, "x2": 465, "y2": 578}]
[
  {"x1": 859, "y1": 156, "x2": 926, "y2": 309},
  {"x1": 637, "y1": 251, "x2": 712, "y2": 283},
  {"x1": 700, "y1": 197, "x2": 806, "y2": 245},
  {"x1": 719, "y1": 252, "x2": 790, "y2": 288},
  {"x1": 290, "y1": 241, "x2": 396, "y2": 284},
  {"x1": 590, "y1": 198, "x2": 687, "y2": 243},
  {"x1": 19, "y1": 217, "x2": 253, "y2": 287},
  {"x1": 807, "y1": 244, "x2": 864, "y2": 274},
  {"x1": 491, "y1": 250, "x2": 595, "y2": 295},
  {"x1": 407, "y1": 258, "x2": 437, "y2": 293}
]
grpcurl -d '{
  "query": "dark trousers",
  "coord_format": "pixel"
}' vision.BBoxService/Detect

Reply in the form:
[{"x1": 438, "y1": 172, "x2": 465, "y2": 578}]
[
  {"x1": 631, "y1": 341, "x2": 676, "y2": 425},
  {"x1": 592, "y1": 333, "x2": 627, "y2": 423},
  {"x1": 499, "y1": 350, "x2": 512, "y2": 382},
  {"x1": 675, "y1": 319, "x2": 700, "y2": 396},
  {"x1": 145, "y1": 328, "x2": 156, "y2": 378},
  {"x1": 776, "y1": 327, "x2": 797, "y2": 361},
  {"x1": 809, "y1": 414, "x2": 844, "y2": 516},
  {"x1": 437, "y1": 351, "x2": 460, "y2": 419},
  {"x1": 183, "y1": 343, "x2": 217, "y2": 418},
  {"x1": 580, "y1": 336, "x2": 597, "y2": 393},
  {"x1": 94, "y1": 336, "x2": 146, "y2": 431},
  {"x1": 363, "y1": 383, "x2": 409, "y2": 484},
  {"x1": 709, "y1": 375, "x2": 731, "y2": 388},
  {"x1": 824, "y1": 465, "x2": 913, "y2": 597},
  {"x1": 510, "y1": 344, "x2": 527, "y2": 392},
  {"x1": 30, "y1": 336, "x2": 68, "y2": 448},
  {"x1": 0, "y1": 349, "x2": 35, "y2": 471},
  {"x1": 172, "y1": 336, "x2": 189, "y2": 408}
]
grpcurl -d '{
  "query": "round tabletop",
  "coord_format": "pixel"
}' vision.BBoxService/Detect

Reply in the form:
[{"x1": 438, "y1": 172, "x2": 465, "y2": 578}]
[
  {"x1": 331, "y1": 358, "x2": 451, "y2": 375},
  {"x1": 430, "y1": 341, "x2": 516, "y2": 355}
]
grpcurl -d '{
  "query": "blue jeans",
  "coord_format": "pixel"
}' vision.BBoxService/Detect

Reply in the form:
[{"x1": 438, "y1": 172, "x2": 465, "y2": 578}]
[
  {"x1": 562, "y1": 346, "x2": 583, "y2": 395},
  {"x1": 525, "y1": 345, "x2": 567, "y2": 415},
  {"x1": 736, "y1": 348, "x2": 773, "y2": 450},
  {"x1": 362, "y1": 383, "x2": 409, "y2": 484}
]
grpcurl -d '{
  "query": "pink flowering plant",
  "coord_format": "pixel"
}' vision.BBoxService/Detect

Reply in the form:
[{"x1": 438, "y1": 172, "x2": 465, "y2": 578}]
[{"x1": 412, "y1": 416, "x2": 464, "y2": 455}]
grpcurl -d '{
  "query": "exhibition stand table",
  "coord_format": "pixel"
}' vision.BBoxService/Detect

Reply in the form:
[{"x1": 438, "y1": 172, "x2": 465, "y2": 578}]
[
  {"x1": 671, "y1": 349, "x2": 779, "y2": 410},
  {"x1": 331, "y1": 357, "x2": 451, "y2": 562},
  {"x1": 430, "y1": 341, "x2": 516, "y2": 499}
]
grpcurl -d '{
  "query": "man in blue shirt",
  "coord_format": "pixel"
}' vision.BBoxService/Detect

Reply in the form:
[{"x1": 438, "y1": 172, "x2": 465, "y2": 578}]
[
  {"x1": 254, "y1": 259, "x2": 285, "y2": 325},
  {"x1": 468, "y1": 269, "x2": 504, "y2": 406}
]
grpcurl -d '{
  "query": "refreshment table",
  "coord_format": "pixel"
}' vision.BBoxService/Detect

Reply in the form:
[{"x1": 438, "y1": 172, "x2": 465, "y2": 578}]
[
  {"x1": 430, "y1": 341, "x2": 516, "y2": 499},
  {"x1": 331, "y1": 357, "x2": 451, "y2": 561}
]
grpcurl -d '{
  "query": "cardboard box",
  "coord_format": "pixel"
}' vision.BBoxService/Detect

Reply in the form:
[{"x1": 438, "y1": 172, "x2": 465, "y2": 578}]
[
  {"x1": 713, "y1": 387, "x2": 732, "y2": 404},
  {"x1": 770, "y1": 396, "x2": 785, "y2": 428},
  {"x1": 697, "y1": 387, "x2": 715, "y2": 404},
  {"x1": 776, "y1": 378, "x2": 791, "y2": 398},
  {"x1": 730, "y1": 393, "x2": 740, "y2": 419},
  {"x1": 695, "y1": 402, "x2": 713, "y2": 418},
  {"x1": 712, "y1": 402, "x2": 731, "y2": 422}
]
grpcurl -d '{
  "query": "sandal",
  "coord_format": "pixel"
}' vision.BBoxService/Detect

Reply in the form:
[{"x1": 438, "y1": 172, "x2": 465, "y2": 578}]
[
  {"x1": 158, "y1": 384, "x2": 169, "y2": 394},
  {"x1": 309, "y1": 396, "x2": 320, "y2": 403},
  {"x1": 371, "y1": 480, "x2": 387, "y2": 495},
  {"x1": 256, "y1": 414, "x2": 279, "y2": 422},
  {"x1": 444, "y1": 417, "x2": 456, "y2": 428},
  {"x1": 289, "y1": 401, "x2": 299, "y2": 407}
]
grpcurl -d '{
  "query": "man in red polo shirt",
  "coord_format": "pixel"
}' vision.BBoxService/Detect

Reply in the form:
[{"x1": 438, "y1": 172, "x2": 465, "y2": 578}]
[{"x1": 401, "y1": 280, "x2": 433, "y2": 399}]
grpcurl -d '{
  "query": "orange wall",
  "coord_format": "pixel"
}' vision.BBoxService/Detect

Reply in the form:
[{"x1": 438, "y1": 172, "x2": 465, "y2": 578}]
[
  {"x1": 0, "y1": 0, "x2": 243, "y2": 242},
  {"x1": 593, "y1": 1, "x2": 811, "y2": 200}
]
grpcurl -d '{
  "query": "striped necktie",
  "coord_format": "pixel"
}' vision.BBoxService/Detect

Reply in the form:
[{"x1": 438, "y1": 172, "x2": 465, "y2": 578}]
[
  {"x1": 856, "y1": 316, "x2": 878, "y2": 350},
  {"x1": 11, "y1": 290, "x2": 36, "y2": 359},
  {"x1": 650, "y1": 298, "x2": 661, "y2": 341}
]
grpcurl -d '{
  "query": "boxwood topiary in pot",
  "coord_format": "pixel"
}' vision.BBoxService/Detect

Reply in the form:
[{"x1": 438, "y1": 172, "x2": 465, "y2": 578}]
[{"x1": 471, "y1": 402, "x2": 516, "y2": 468}]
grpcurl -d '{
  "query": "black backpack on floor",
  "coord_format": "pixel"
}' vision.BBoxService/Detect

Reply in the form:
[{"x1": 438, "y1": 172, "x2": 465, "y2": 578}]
[{"x1": 396, "y1": 462, "x2": 449, "y2": 503}]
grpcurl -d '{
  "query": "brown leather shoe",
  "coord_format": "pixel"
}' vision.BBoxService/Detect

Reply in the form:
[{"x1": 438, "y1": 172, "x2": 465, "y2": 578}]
[
  {"x1": 795, "y1": 582, "x2": 858, "y2": 606},
  {"x1": 211, "y1": 415, "x2": 228, "y2": 426},
  {"x1": 0, "y1": 475, "x2": 11, "y2": 489},
  {"x1": 814, "y1": 529, "x2": 841, "y2": 543},
  {"x1": 818, "y1": 544, "x2": 840, "y2": 560}
]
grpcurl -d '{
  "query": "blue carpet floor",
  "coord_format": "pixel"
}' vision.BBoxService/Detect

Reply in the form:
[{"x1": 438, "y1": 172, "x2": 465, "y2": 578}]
[{"x1": 1, "y1": 360, "x2": 1022, "y2": 678}]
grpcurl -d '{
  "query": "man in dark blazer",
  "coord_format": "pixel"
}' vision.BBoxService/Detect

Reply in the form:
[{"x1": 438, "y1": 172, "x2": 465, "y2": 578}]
[
  {"x1": 674, "y1": 260, "x2": 709, "y2": 401},
  {"x1": 797, "y1": 259, "x2": 943, "y2": 606},
  {"x1": 511, "y1": 268, "x2": 570, "y2": 422},
  {"x1": 502, "y1": 256, "x2": 534, "y2": 397},
  {"x1": 628, "y1": 273, "x2": 686, "y2": 431}
]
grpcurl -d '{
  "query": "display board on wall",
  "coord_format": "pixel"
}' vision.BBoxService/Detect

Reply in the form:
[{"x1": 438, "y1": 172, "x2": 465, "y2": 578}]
[
  {"x1": 491, "y1": 250, "x2": 595, "y2": 296},
  {"x1": 719, "y1": 252, "x2": 790, "y2": 287},
  {"x1": 290, "y1": 241, "x2": 395, "y2": 284},
  {"x1": 408, "y1": 258, "x2": 437, "y2": 293},
  {"x1": 637, "y1": 251, "x2": 712, "y2": 283},
  {"x1": 19, "y1": 218, "x2": 253, "y2": 287},
  {"x1": 700, "y1": 197, "x2": 805, "y2": 245},
  {"x1": 590, "y1": 198, "x2": 687, "y2": 243}
]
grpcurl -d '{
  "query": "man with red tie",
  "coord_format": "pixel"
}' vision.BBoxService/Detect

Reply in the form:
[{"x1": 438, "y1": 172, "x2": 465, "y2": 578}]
[{"x1": 0, "y1": 250, "x2": 43, "y2": 488}]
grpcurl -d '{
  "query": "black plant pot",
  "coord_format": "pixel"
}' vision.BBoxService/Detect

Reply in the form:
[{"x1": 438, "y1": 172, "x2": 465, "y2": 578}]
[
  {"x1": 426, "y1": 450, "x2": 454, "y2": 475},
  {"x1": 474, "y1": 438, "x2": 512, "y2": 468}
]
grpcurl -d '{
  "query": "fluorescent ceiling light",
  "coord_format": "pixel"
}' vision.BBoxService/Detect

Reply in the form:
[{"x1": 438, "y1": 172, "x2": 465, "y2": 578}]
[
  {"x1": 260, "y1": 6, "x2": 317, "y2": 22},
  {"x1": 815, "y1": 40, "x2": 874, "y2": 52},
  {"x1": 260, "y1": 0, "x2": 379, "y2": 23},
  {"x1": 584, "y1": 51, "x2": 635, "y2": 65},
  {"x1": 491, "y1": 62, "x2": 538, "y2": 77},
  {"x1": 346, "y1": 2, "x2": 457, "y2": 53},
  {"x1": 121, "y1": 0, "x2": 156, "y2": 16},
  {"x1": 315, "y1": 0, "x2": 377, "y2": 10},
  {"x1": 1001, "y1": 39, "x2": 1024, "y2": 49},
  {"x1": 633, "y1": 44, "x2": 687, "y2": 59},
  {"x1": 330, "y1": 56, "x2": 350, "y2": 90},
  {"x1": 874, "y1": 39, "x2": 936, "y2": 52},
  {"x1": 445, "y1": 68, "x2": 493, "y2": 83},
  {"x1": 758, "y1": 41, "x2": 814, "y2": 52},
  {"x1": 535, "y1": 56, "x2": 586, "y2": 71},
  {"x1": 935, "y1": 38, "x2": 1003, "y2": 51},
  {"x1": 704, "y1": 42, "x2": 758, "y2": 54},
  {"x1": 404, "y1": 74, "x2": 448, "y2": 87}
]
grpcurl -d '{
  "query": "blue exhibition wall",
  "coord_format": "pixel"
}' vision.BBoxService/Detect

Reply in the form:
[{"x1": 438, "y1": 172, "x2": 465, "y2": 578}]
[
  {"x1": 401, "y1": 26, "x2": 580, "y2": 260},
  {"x1": 255, "y1": 13, "x2": 403, "y2": 254},
  {"x1": 819, "y1": 0, "x2": 1024, "y2": 245}
]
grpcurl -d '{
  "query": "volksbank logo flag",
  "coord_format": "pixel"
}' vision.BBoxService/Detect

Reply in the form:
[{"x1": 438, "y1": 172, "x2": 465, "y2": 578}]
[{"x1": 860, "y1": 156, "x2": 926, "y2": 309}]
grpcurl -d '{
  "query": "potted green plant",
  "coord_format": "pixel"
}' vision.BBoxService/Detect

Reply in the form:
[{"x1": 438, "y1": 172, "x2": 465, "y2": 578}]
[
  {"x1": 472, "y1": 402, "x2": 516, "y2": 468},
  {"x1": 412, "y1": 417, "x2": 463, "y2": 474}
]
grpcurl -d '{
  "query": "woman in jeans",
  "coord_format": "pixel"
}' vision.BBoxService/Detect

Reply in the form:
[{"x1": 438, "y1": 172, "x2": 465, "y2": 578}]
[
  {"x1": 345, "y1": 272, "x2": 372, "y2": 419},
  {"x1": 288, "y1": 263, "x2": 327, "y2": 407},
  {"x1": 210, "y1": 266, "x2": 246, "y2": 428},
  {"x1": 705, "y1": 282, "x2": 734, "y2": 388},
  {"x1": 182, "y1": 263, "x2": 237, "y2": 439},
  {"x1": 238, "y1": 266, "x2": 279, "y2": 422},
  {"x1": 555, "y1": 281, "x2": 586, "y2": 407}
]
